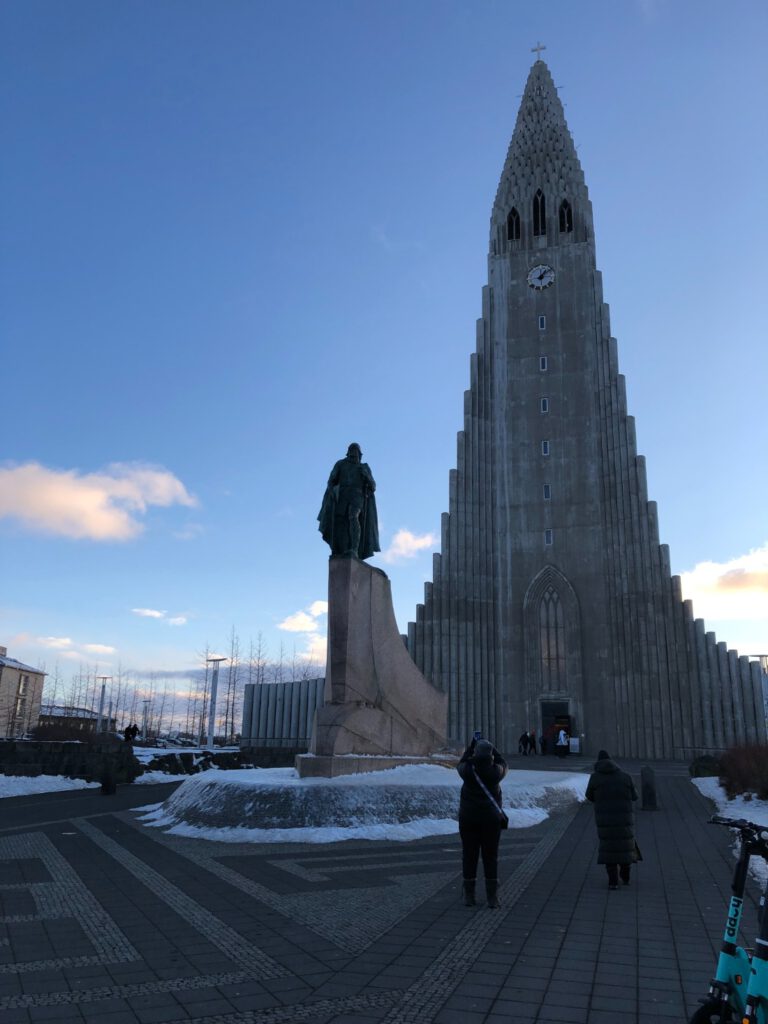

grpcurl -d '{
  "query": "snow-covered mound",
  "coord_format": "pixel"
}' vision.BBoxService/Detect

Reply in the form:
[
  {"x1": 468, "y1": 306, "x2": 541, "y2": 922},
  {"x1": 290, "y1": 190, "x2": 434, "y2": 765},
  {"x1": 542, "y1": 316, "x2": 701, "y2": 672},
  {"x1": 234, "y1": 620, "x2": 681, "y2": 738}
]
[{"x1": 136, "y1": 764, "x2": 588, "y2": 843}]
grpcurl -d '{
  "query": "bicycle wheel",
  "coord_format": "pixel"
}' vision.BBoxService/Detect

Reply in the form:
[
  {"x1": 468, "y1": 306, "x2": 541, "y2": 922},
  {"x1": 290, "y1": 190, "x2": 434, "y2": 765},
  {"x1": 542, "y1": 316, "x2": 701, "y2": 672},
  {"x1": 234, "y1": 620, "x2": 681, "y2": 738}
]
[{"x1": 688, "y1": 1001, "x2": 733, "y2": 1024}]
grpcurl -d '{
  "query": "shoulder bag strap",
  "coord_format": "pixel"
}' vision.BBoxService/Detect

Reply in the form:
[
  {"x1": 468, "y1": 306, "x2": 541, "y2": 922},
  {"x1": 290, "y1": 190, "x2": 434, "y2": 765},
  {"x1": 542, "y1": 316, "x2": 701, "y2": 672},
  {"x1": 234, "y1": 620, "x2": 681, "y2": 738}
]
[{"x1": 471, "y1": 766, "x2": 505, "y2": 819}]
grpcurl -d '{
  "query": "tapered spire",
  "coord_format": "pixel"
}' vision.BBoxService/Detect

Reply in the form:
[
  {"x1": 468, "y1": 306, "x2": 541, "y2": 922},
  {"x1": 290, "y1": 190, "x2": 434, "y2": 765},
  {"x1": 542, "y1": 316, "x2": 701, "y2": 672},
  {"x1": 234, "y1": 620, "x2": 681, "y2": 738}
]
[{"x1": 491, "y1": 60, "x2": 590, "y2": 244}]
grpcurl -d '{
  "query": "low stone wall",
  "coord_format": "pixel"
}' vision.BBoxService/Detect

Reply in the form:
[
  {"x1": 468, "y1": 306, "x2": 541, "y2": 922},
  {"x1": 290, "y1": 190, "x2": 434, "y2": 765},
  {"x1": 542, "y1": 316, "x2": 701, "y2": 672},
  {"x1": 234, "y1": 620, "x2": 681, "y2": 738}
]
[
  {"x1": 142, "y1": 750, "x2": 260, "y2": 775},
  {"x1": 241, "y1": 746, "x2": 306, "y2": 768},
  {"x1": 0, "y1": 738, "x2": 142, "y2": 784}
]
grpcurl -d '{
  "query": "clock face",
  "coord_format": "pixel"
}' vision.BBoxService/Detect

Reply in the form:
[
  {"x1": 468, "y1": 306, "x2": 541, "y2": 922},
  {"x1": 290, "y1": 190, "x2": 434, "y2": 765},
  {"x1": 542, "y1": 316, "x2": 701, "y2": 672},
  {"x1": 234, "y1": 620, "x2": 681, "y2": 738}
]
[{"x1": 527, "y1": 264, "x2": 555, "y2": 290}]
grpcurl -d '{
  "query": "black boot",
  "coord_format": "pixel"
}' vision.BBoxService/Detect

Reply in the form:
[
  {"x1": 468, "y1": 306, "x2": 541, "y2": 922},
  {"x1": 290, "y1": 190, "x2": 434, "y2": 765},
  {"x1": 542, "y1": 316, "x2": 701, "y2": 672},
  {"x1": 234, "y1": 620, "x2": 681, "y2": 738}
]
[
  {"x1": 462, "y1": 879, "x2": 476, "y2": 906},
  {"x1": 486, "y1": 879, "x2": 500, "y2": 909}
]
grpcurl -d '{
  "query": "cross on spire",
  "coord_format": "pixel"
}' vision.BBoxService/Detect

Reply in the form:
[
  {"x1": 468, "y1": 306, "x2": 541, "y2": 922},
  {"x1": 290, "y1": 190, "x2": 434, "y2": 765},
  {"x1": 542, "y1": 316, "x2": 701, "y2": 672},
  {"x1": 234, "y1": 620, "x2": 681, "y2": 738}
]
[{"x1": 531, "y1": 41, "x2": 546, "y2": 61}]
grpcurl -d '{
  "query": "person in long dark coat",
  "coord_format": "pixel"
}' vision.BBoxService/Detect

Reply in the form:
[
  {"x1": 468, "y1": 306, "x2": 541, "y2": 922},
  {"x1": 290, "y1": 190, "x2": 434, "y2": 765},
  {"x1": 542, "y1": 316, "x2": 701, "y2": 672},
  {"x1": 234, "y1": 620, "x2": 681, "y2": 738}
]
[
  {"x1": 585, "y1": 749, "x2": 639, "y2": 889},
  {"x1": 457, "y1": 738, "x2": 508, "y2": 908}
]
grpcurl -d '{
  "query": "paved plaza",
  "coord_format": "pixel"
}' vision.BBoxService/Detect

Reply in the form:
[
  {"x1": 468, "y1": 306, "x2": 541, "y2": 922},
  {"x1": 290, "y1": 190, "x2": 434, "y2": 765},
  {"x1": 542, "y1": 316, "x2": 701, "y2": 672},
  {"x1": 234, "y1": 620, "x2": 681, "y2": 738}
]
[{"x1": 0, "y1": 763, "x2": 759, "y2": 1024}]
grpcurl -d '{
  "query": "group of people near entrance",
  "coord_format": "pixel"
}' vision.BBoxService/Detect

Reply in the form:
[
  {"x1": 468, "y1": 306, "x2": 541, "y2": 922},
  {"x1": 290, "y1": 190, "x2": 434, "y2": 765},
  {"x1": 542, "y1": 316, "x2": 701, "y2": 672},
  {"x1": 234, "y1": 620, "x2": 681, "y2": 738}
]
[
  {"x1": 457, "y1": 737, "x2": 639, "y2": 908},
  {"x1": 518, "y1": 726, "x2": 571, "y2": 757}
]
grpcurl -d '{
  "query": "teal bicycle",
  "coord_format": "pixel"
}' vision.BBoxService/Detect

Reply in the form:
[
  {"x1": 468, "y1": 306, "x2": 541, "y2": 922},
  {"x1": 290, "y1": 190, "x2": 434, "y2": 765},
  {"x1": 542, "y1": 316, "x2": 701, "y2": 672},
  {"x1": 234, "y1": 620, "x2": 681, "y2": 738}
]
[{"x1": 690, "y1": 815, "x2": 768, "y2": 1023}]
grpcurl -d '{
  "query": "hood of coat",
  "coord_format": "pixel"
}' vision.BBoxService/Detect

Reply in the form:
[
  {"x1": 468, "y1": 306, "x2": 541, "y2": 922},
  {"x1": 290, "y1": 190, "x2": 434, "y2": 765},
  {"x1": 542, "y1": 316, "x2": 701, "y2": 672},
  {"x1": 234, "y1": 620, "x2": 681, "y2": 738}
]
[{"x1": 593, "y1": 758, "x2": 619, "y2": 774}]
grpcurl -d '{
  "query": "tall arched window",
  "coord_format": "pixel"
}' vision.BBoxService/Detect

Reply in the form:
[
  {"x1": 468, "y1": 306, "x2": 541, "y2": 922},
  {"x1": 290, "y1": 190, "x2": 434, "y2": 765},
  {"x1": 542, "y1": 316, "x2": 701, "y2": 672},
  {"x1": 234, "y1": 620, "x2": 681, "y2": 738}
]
[
  {"x1": 559, "y1": 199, "x2": 573, "y2": 233},
  {"x1": 506, "y1": 207, "x2": 520, "y2": 241},
  {"x1": 533, "y1": 189, "x2": 546, "y2": 236},
  {"x1": 539, "y1": 585, "x2": 566, "y2": 690}
]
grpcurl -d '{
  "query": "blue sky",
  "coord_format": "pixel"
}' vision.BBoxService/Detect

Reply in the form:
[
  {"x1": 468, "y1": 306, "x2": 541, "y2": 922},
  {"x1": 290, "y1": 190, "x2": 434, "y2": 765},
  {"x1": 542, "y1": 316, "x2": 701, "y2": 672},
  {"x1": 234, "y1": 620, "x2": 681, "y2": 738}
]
[{"x1": 1, "y1": 0, "x2": 767, "y2": 693}]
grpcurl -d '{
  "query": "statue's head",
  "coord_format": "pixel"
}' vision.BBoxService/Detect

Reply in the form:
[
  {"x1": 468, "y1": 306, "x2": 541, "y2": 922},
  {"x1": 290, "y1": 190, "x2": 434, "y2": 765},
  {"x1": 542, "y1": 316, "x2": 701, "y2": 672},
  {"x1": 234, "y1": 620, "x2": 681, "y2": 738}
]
[{"x1": 346, "y1": 443, "x2": 362, "y2": 462}]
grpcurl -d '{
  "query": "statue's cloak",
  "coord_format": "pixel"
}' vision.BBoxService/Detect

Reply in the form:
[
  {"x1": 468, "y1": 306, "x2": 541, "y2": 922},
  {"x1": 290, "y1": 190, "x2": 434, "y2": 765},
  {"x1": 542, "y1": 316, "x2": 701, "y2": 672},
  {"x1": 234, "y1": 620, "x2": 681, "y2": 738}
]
[{"x1": 318, "y1": 460, "x2": 380, "y2": 560}]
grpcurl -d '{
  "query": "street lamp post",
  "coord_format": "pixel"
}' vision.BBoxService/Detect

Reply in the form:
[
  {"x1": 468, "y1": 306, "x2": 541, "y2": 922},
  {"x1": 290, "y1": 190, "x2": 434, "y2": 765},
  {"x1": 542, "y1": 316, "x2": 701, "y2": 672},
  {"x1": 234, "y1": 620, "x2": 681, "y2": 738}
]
[
  {"x1": 142, "y1": 699, "x2": 150, "y2": 741},
  {"x1": 205, "y1": 657, "x2": 227, "y2": 750},
  {"x1": 96, "y1": 676, "x2": 111, "y2": 734}
]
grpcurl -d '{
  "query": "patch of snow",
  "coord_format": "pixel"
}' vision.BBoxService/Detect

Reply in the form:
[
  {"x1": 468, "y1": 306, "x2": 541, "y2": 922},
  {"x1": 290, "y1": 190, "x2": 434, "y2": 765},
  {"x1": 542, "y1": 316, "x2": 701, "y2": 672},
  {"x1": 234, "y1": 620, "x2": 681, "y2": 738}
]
[
  {"x1": 693, "y1": 777, "x2": 768, "y2": 885},
  {"x1": 0, "y1": 775, "x2": 99, "y2": 798},
  {"x1": 133, "y1": 771, "x2": 187, "y2": 785},
  {"x1": 132, "y1": 746, "x2": 239, "y2": 764}
]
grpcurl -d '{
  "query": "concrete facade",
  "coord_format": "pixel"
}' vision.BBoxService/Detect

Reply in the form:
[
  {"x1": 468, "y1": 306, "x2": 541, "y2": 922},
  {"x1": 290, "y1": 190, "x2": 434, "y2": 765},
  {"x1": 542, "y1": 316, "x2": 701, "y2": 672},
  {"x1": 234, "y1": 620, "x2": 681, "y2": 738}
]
[
  {"x1": 406, "y1": 60, "x2": 767, "y2": 760},
  {"x1": 240, "y1": 676, "x2": 324, "y2": 749}
]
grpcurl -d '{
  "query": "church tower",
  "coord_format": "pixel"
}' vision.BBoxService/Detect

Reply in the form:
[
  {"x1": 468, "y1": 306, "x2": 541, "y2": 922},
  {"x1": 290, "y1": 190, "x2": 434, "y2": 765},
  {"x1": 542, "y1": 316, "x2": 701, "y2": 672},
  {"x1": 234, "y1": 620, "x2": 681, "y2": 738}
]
[{"x1": 407, "y1": 58, "x2": 766, "y2": 759}]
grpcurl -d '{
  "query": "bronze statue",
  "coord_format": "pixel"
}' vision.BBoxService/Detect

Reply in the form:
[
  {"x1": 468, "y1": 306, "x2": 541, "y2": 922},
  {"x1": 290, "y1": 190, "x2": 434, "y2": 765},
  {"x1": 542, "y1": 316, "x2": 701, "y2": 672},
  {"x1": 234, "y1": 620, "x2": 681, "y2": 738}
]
[{"x1": 318, "y1": 443, "x2": 380, "y2": 559}]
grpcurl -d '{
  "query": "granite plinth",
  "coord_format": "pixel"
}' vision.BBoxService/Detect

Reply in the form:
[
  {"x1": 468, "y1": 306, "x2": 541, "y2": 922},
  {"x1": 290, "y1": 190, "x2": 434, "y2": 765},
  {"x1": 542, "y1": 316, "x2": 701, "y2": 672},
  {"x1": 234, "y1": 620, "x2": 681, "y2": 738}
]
[
  {"x1": 295, "y1": 753, "x2": 458, "y2": 779},
  {"x1": 310, "y1": 557, "x2": 449, "y2": 760}
]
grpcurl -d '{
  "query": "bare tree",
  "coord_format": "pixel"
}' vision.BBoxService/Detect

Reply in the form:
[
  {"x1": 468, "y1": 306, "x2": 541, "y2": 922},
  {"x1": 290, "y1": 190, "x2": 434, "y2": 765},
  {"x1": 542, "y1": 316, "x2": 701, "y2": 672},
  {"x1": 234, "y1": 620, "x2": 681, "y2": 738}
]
[
  {"x1": 155, "y1": 678, "x2": 170, "y2": 737},
  {"x1": 44, "y1": 661, "x2": 63, "y2": 708},
  {"x1": 222, "y1": 627, "x2": 241, "y2": 743},
  {"x1": 250, "y1": 633, "x2": 268, "y2": 686},
  {"x1": 271, "y1": 641, "x2": 285, "y2": 685},
  {"x1": 298, "y1": 656, "x2": 322, "y2": 681},
  {"x1": 194, "y1": 645, "x2": 212, "y2": 744}
]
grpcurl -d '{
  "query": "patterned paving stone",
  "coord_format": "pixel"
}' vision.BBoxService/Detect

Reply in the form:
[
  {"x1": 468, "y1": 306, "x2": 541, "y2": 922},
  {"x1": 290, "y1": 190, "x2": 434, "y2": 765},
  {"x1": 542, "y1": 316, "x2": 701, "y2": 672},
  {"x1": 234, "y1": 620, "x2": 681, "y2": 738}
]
[{"x1": 0, "y1": 765, "x2": 760, "y2": 1022}]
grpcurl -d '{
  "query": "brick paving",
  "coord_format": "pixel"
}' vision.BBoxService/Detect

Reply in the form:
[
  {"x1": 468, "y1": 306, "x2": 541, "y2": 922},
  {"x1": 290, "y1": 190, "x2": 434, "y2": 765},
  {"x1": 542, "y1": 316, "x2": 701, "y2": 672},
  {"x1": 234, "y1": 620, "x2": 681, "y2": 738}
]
[{"x1": 0, "y1": 764, "x2": 759, "y2": 1023}]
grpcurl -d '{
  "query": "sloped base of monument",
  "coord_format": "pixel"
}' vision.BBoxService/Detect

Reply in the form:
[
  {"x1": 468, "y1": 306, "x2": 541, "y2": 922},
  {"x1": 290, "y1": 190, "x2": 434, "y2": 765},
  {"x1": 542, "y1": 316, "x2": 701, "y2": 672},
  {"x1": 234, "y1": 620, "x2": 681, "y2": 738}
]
[
  {"x1": 296, "y1": 752, "x2": 457, "y2": 779},
  {"x1": 310, "y1": 701, "x2": 448, "y2": 767},
  {"x1": 311, "y1": 557, "x2": 449, "y2": 765}
]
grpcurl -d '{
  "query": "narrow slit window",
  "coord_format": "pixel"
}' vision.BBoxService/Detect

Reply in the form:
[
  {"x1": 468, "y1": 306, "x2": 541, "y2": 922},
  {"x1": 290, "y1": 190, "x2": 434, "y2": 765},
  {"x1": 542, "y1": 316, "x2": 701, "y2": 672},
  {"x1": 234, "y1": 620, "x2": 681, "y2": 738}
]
[
  {"x1": 544, "y1": 529, "x2": 553, "y2": 546},
  {"x1": 559, "y1": 199, "x2": 573, "y2": 233},
  {"x1": 539, "y1": 586, "x2": 565, "y2": 688},
  {"x1": 541, "y1": 440, "x2": 550, "y2": 456},
  {"x1": 543, "y1": 483, "x2": 551, "y2": 500},
  {"x1": 540, "y1": 397, "x2": 549, "y2": 413},
  {"x1": 533, "y1": 189, "x2": 546, "y2": 236},
  {"x1": 507, "y1": 207, "x2": 520, "y2": 241},
  {"x1": 538, "y1": 315, "x2": 546, "y2": 330},
  {"x1": 539, "y1": 355, "x2": 548, "y2": 371}
]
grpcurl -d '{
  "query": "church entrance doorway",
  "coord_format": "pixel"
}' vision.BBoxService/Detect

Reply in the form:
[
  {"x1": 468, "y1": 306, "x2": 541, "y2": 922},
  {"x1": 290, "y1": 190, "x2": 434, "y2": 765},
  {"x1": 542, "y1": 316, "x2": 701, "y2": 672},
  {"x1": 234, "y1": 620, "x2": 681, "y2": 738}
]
[{"x1": 541, "y1": 700, "x2": 570, "y2": 756}]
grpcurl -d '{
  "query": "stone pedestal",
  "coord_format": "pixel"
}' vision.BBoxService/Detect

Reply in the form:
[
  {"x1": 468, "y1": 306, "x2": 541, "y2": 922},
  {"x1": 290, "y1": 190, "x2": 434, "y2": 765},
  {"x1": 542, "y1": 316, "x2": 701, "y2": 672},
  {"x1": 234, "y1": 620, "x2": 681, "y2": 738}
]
[{"x1": 299, "y1": 557, "x2": 449, "y2": 777}]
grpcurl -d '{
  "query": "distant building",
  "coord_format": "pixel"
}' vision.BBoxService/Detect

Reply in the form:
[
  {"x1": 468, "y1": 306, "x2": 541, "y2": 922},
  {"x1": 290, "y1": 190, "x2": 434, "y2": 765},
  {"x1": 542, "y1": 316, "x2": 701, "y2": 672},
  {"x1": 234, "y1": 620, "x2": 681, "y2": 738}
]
[
  {"x1": 0, "y1": 646, "x2": 46, "y2": 739},
  {"x1": 241, "y1": 678, "x2": 324, "y2": 750},
  {"x1": 38, "y1": 704, "x2": 117, "y2": 734}
]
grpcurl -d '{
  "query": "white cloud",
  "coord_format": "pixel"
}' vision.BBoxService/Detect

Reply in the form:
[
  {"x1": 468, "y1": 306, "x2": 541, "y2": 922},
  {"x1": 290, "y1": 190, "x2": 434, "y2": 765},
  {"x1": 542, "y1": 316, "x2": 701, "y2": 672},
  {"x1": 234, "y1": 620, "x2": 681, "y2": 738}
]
[
  {"x1": 278, "y1": 611, "x2": 320, "y2": 633},
  {"x1": 381, "y1": 528, "x2": 438, "y2": 564},
  {"x1": 303, "y1": 633, "x2": 327, "y2": 667},
  {"x1": 82, "y1": 643, "x2": 116, "y2": 654},
  {"x1": 681, "y1": 543, "x2": 768, "y2": 623},
  {"x1": 0, "y1": 461, "x2": 197, "y2": 541},
  {"x1": 132, "y1": 607, "x2": 187, "y2": 627},
  {"x1": 278, "y1": 601, "x2": 327, "y2": 634},
  {"x1": 278, "y1": 602, "x2": 328, "y2": 664},
  {"x1": 37, "y1": 636, "x2": 73, "y2": 649}
]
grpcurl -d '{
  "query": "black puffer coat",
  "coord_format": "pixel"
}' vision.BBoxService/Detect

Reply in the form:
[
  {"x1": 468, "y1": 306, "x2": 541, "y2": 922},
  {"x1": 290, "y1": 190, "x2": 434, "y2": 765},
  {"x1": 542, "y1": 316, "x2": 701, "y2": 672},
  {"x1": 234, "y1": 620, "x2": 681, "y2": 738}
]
[
  {"x1": 585, "y1": 758, "x2": 638, "y2": 864},
  {"x1": 457, "y1": 745, "x2": 508, "y2": 826}
]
